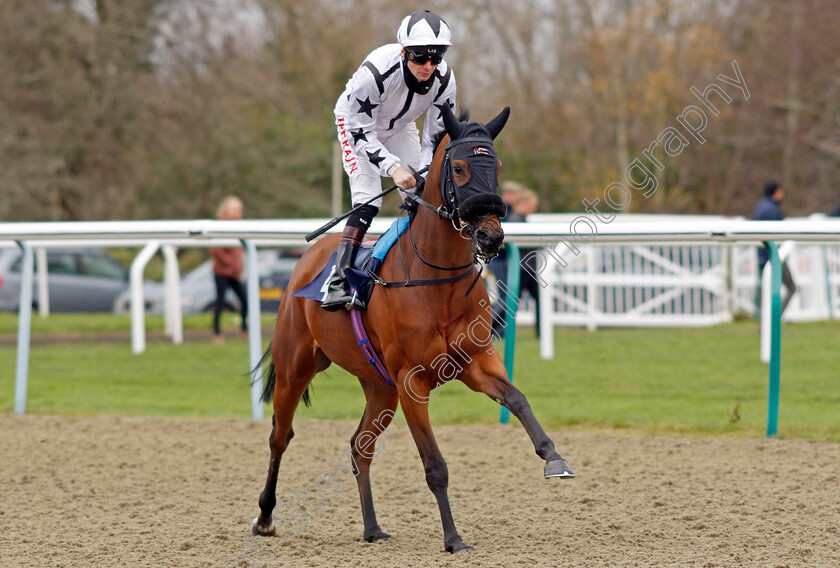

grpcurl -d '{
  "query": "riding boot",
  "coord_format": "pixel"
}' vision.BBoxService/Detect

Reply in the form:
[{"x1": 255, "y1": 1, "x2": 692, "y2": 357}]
[{"x1": 321, "y1": 226, "x2": 368, "y2": 311}]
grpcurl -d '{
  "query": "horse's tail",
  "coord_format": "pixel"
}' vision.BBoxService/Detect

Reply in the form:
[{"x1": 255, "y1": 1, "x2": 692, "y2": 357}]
[
  {"x1": 254, "y1": 343, "x2": 275, "y2": 403},
  {"x1": 252, "y1": 341, "x2": 312, "y2": 408}
]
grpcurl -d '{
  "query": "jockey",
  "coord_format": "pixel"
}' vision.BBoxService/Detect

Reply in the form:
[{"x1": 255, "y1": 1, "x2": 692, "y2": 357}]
[{"x1": 322, "y1": 9, "x2": 458, "y2": 311}]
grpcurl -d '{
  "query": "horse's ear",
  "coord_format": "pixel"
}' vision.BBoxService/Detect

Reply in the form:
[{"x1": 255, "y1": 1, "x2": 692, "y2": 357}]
[
  {"x1": 440, "y1": 103, "x2": 463, "y2": 140},
  {"x1": 485, "y1": 106, "x2": 511, "y2": 140}
]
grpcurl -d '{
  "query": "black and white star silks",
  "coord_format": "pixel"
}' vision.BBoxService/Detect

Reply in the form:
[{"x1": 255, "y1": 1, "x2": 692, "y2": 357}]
[{"x1": 335, "y1": 43, "x2": 457, "y2": 178}]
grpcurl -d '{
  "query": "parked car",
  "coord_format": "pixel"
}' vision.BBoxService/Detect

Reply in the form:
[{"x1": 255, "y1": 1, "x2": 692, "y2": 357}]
[
  {"x1": 0, "y1": 247, "x2": 130, "y2": 312},
  {"x1": 112, "y1": 250, "x2": 299, "y2": 315}
]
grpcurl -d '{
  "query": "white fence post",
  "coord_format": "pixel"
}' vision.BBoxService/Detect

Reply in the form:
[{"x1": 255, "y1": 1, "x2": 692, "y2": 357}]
[
  {"x1": 825, "y1": 245, "x2": 838, "y2": 319},
  {"x1": 586, "y1": 246, "x2": 597, "y2": 332},
  {"x1": 35, "y1": 246, "x2": 50, "y2": 317},
  {"x1": 161, "y1": 245, "x2": 183, "y2": 345},
  {"x1": 721, "y1": 244, "x2": 732, "y2": 321},
  {"x1": 243, "y1": 240, "x2": 264, "y2": 420},
  {"x1": 539, "y1": 248, "x2": 555, "y2": 359},
  {"x1": 760, "y1": 241, "x2": 792, "y2": 362},
  {"x1": 14, "y1": 242, "x2": 34, "y2": 414},
  {"x1": 131, "y1": 241, "x2": 160, "y2": 354}
]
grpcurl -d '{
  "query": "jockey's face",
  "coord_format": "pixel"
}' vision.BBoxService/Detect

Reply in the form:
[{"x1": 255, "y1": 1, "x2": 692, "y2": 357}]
[{"x1": 402, "y1": 49, "x2": 438, "y2": 82}]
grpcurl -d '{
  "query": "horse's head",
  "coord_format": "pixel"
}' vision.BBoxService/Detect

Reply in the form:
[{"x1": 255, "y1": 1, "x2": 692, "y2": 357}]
[{"x1": 438, "y1": 104, "x2": 510, "y2": 263}]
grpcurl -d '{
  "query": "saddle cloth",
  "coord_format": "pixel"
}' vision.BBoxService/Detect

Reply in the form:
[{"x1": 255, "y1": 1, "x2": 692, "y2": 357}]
[{"x1": 292, "y1": 217, "x2": 410, "y2": 305}]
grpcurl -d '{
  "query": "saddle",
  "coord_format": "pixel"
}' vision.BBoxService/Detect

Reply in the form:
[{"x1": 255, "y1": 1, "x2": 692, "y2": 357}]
[{"x1": 292, "y1": 217, "x2": 410, "y2": 307}]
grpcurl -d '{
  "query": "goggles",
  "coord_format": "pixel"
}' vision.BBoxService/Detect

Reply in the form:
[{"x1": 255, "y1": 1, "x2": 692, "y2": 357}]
[{"x1": 406, "y1": 48, "x2": 445, "y2": 66}]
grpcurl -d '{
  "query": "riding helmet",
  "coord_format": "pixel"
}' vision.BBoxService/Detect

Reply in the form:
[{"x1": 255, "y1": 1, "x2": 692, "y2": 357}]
[{"x1": 397, "y1": 10, "x2": 453, "y2": 47}]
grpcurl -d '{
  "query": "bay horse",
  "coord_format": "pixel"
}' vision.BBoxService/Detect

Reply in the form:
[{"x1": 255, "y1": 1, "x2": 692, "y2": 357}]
[{"x1": 251, "y1": 105, "x2": 574, "y2": 553}]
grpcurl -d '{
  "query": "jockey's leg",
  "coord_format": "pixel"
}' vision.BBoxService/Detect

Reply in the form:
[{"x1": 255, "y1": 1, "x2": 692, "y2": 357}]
[
  {"x1": 321, "y1": 206, "x2": 377, "y2": 311},
  {"x1": 325, "y1": 114, "x2": 395, "y2": 312}
]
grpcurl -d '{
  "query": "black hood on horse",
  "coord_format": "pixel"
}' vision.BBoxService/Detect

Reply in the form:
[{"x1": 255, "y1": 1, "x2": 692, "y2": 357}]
[{"x1": 439, "y1": 104, "x2": 510, "y2": 223}]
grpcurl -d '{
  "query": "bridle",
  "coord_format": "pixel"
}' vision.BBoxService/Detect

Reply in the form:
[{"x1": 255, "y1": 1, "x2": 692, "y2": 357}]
[
  {"x1": 403, "y1": 131, "x2": 504, "y2": 238},
  {"x1": 439, "y1": 136, "x2": 500, "y2": 219},
  {"x1": 372, "y1": 133, "x2": 504, "y2": 294}
]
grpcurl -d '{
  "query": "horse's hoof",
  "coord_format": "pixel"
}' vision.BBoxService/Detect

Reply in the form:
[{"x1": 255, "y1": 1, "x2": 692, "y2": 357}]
[
  {"x1": 364, "y1": 528, "x2": 391, "y2": 543},
  {"x1": 251, "y1": 517, "x2": 276, "y2": 537},
  {"x1": 449, "y1": 542, "x2": 475, "y2": 554},
  {"x1": 545, "y1": 458, "x2": 575, "y2": 479}
]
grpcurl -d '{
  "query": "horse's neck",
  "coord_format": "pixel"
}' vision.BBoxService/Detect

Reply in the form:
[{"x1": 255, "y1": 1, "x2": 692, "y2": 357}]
[{"x1": 405, "y1": 160, "x2": 473, "y2": 274}]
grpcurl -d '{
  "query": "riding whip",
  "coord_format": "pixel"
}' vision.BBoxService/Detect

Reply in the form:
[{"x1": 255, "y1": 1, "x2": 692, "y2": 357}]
[{"x1": 305, "y1": 166, "x2": 429, "y2": 242}]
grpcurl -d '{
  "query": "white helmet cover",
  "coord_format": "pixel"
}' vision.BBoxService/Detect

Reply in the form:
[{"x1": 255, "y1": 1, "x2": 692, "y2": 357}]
[{"x1": 397, "y1": 10, "x2": 452, "y2": 47}]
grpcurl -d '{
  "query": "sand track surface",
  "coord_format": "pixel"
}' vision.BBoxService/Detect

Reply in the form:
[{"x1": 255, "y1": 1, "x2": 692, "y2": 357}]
[{"x1": 2, "y1": 414, "x2": 839, "y2": 567}]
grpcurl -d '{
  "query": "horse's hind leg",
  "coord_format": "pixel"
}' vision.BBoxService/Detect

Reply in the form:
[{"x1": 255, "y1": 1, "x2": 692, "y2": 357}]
[
  {"x1": 348, "y1": 380, "x2": 400, "y2": 543},
  {"x1": 461, "y1": 356, "x2": 575, "y2": 479},
  {"x1": 252, "y1": 413, "x2": 294, "y2": 536},
  {"x1": 252, "y1": 342, "x2": 328, "y2": 537}
]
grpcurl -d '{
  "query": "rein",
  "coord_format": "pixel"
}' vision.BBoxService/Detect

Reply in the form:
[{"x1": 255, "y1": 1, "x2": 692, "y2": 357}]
[
  {"x1": 402, "y1": 188, "x2": 456, "y2": 221},
  {"x1": 368, "y1": 209, "x2": 482, "y2": 296},
  {"x1": 407, "y1": 215, "x2": 472, "y2": 271},
  {"x1": 369, "y1": 264, "x2": 477, "y2": 288}
]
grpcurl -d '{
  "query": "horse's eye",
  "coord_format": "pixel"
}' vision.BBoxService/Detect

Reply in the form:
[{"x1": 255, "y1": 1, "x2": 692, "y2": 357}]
[{"x1": 453, "y1": 165, "x2": 464, "y2": 175}]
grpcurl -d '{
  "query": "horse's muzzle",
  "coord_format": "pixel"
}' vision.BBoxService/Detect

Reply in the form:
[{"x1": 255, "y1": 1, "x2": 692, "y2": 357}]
[
  {"x1": 458, "y1": 193, "x2": 506, "y2": 262},
  {"x1": 469, "y1": 216, "x2": 504, "y2": 262}
]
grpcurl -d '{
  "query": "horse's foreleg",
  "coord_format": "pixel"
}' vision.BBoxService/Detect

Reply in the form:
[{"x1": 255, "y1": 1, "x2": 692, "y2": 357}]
[
  {"x1": 398, "y1": 381, "x2": 473, "y2": 554},
  {"x1": 349, "y1": 380, "x2": 399, "y2": 543},
  {"x1": 461, "y1": 358, "x2": 575, "y2": 479},
  {"x1": 504, "y1": 384, "x2": 575, "y2": 478}
]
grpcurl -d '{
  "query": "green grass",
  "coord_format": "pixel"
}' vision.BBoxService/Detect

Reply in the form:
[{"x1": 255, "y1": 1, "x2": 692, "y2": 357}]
[
  {"x1": 0, "y1": 312, "x2": 277, "y2": 335},
  {"x1": 1, "y1": 313, "x2": 838, "y2": 442}
]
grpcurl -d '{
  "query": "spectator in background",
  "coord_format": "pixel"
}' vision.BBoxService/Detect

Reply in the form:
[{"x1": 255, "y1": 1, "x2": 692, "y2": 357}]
[
  {"x1": 210, "y1": 196, "x2": 248, "y2": 345},
  {"x1": 752, "y1": 180, "x2": 797, "y2": 315},
  {"x1": 488, "y1": 182, "x2": 541, "y2": 338}
]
